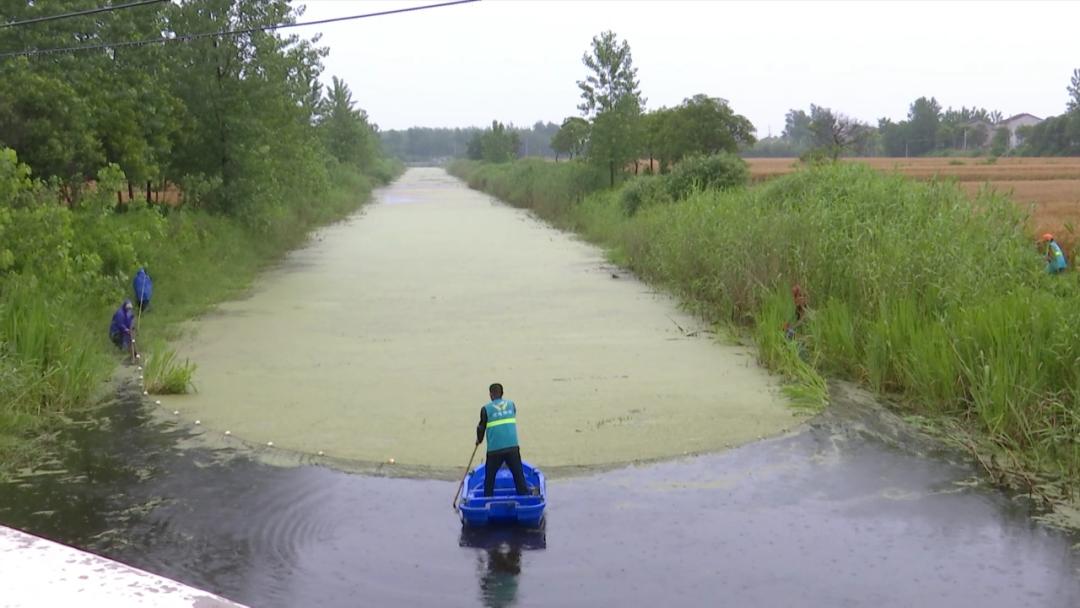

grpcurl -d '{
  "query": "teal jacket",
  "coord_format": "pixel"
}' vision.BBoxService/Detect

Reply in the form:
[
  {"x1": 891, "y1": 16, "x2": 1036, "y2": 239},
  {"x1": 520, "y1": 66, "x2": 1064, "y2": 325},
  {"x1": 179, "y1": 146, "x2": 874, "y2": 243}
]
[
  {"x1": 1048, "y1": 241, "x2": 1067, "y2": 273},
  {"x1": 477, "y1": 398, "x2": 519, "y2": 452}
]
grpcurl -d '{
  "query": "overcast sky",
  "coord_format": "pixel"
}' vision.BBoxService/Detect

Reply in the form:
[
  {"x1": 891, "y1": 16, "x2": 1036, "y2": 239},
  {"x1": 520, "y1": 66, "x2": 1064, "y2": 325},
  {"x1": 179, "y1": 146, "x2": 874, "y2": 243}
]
[{"x1": 299, "y1": 0, "x2": 1080, "y2": 134}]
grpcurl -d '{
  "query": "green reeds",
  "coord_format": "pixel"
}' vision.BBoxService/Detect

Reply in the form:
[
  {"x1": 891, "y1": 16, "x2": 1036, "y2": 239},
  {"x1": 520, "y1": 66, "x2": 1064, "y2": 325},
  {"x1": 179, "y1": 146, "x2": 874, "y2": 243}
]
[{"x1": 142, "y1": 342, "x2": 196, "y2": 395}]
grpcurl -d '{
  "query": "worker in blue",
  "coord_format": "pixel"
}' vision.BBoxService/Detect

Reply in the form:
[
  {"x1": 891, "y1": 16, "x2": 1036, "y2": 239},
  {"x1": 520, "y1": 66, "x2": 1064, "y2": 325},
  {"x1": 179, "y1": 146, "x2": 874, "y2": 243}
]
[
  {"x1": 109, "y1": 299, "x2": 136, "y2": 354},
  {"x1": 476, "y1": 383, "x2": 529, "y2": 498},
  {"x1": 133, "y1": 267, "x2": 153, "y2": 311},
  {"x1": 1042, "y1": 233, "x2": 1067, "y2": 274}
]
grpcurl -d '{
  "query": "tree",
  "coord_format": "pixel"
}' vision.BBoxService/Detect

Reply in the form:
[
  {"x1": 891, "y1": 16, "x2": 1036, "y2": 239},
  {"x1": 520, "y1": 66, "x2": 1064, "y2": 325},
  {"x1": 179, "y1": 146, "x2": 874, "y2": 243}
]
[
  {"x1": 466, "y1": 121, "x2": 519, "y2": 163},
  {"x1": 641, "y1": 109, "x2": 672, "y2": 171},
  {"x1": 317, "y1": 76, "x2": 377, "y2": 167},
  {"x1": 577, "y1": 31, "x2": 645, "y2": 186},
  {"x1": 782, "y1": 109, "x2": 814, "y2": 149},
  {"x1": 589, "y1": 95, "x2": 643, "y2": 186},
  {"x1": 990, "y1": 126, "x2": 1010, "y2": 156},
  {"x1": 661, "y1": 94, "x2": 755, "y2": 163},
  {"x1": 807, "y1": 105, "x2": 871, "y2": 160},
  {"x1": 577, "y1": 31, "x2": 644, "y2": 117},
  {"x1": 878, "y1": 118, "x2": 908, "y2": 157},
  {"x1": 482, "y1": 120, "x2": 520, "y2": 163},
  {"x1": 551, "y1": 117, "x2": 590, "y2": 161},
  {"x1": 1068, "y1": 68, "x2": 1080, "y2": 111},
  {"x1": 907, "y1": 96, "x2": 941, "y2": 156}
]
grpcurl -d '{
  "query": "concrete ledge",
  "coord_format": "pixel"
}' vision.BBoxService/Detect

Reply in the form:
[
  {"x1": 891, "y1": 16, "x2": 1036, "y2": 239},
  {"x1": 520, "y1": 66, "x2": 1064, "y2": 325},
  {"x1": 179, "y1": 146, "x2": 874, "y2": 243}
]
[{"x1": 0, "y1": 525, "x2": 247, "y2": 607}]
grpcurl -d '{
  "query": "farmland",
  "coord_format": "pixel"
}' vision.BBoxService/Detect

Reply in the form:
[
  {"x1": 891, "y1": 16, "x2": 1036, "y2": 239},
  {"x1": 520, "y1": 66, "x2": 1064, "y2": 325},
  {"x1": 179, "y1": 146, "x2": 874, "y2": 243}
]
[{"x1": 747, "y1": 157, "x2": 1080, "y2": 245}]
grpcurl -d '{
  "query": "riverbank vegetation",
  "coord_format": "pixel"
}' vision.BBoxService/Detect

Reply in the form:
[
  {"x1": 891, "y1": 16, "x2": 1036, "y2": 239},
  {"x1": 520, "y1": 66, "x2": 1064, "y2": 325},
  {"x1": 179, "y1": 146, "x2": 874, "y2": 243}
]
[{"x1": 0, "y1": 1, "x2": 400, "y2": 473}]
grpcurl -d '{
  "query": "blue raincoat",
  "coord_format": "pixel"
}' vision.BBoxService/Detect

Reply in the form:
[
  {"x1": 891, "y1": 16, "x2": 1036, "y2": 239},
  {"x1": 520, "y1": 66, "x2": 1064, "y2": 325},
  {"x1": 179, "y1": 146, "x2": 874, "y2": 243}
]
[
  {"x1": 133, "y1": 267, "x2": 153, "y2": 309},
  {"x1": 109, "y1": 300, "x2": 135, "y2": 349}
]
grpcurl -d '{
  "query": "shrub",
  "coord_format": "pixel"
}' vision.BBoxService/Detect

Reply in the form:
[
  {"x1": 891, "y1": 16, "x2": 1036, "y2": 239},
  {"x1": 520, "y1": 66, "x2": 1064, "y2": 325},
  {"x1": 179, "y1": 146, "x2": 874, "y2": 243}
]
[
  {"x1": 664, "y1": 152, "x2": 749, "y2": 200},
  {"x1": 619, "y1": 176, "x2": 670, "y2": 216}
]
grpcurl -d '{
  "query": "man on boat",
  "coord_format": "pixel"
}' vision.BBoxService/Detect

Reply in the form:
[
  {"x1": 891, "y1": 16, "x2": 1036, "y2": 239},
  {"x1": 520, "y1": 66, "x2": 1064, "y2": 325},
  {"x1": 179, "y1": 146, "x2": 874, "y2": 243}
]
[
  {"x1": 476, "y1": 383, "x2": 529, "y2": 497},
  {"x1": 1042, "y1": 233, "x2": 1067, "y2": 274}
]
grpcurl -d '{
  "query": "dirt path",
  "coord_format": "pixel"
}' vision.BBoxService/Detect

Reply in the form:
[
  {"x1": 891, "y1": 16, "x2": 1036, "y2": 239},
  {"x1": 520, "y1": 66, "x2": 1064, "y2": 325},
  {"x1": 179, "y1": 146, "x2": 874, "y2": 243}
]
[{"x1": 162, "y1": 168, "x2": 802, "y2": 470}]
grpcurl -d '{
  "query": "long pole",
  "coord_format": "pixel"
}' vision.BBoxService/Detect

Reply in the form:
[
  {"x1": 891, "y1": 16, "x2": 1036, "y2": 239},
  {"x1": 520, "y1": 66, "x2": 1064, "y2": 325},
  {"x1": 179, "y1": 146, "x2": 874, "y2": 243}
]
[{"x1": 452, "y1": 443, "x2": 481, "y2": 511}]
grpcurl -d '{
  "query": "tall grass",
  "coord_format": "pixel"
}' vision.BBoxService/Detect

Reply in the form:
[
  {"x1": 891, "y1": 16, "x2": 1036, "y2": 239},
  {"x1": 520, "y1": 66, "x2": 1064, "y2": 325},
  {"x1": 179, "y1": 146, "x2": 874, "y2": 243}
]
[
  {"x1": 451, "y1": 159, "x2": 1080, "y2": 494},
  {"x1": 142, "y1": 341, "x2": 196, "y2": 395}
]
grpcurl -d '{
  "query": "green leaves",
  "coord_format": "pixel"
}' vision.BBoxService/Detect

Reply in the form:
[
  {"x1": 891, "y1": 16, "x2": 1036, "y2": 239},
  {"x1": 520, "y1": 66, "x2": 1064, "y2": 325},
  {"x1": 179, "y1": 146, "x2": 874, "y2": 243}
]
[{"x1": 577, "y1": 31, "x2": 643, "y2": 117}]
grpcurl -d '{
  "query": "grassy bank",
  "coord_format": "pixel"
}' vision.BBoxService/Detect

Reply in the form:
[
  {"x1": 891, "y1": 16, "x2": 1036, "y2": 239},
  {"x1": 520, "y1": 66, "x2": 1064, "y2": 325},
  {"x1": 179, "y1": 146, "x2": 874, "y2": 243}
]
[
  {"x1": 449, "y1": 157, "x2": 1080, "y2": 503},
  {"x1": 0, "y1": 150, "x2": 401, "y2": 473}
]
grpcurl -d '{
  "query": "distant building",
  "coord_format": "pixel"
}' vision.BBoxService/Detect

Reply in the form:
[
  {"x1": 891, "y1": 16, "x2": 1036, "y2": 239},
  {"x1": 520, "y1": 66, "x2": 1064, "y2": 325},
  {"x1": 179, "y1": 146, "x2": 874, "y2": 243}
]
[{"x1": 998, "y1": 113, "x2": 1043, "y2": 149}]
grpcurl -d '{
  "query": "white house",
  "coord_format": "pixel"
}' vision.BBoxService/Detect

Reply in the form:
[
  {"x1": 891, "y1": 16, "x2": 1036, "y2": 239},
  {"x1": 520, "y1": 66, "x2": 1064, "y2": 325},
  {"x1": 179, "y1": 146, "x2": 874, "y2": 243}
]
[{"x1": 998, "y1": 113, "x2": 1043, "y2": 149}]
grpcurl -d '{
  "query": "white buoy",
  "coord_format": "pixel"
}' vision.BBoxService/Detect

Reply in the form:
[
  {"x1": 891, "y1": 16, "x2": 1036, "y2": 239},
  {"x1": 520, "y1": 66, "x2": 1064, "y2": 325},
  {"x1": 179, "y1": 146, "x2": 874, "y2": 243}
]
[
  {"x1": 267, "y1": 441, "x2": 274, "y2": 447},
  {"x1": 224, "y1": 430, "x2": 231, "y2": 436},
  {"x1": 317, "y1": 451, "x2": 324, "y2": 456},
  {"x1": 142, "y1": 391, "x2": 148, "y2": 396},
  {"x1": 154, "y1": 400, "x2": 161, "y2": 405},
  {"x1": 194, "y1": 420, "x2": 201, "y2": 425},
  {"x1": 172, "y1": 410, "x2": 179, "y2": 415},
  {"x1": 136, "y1": 366, "x2": 142, "y2": 371},
  {"x1": 388, "y1": 458, "x2": 395, "y2": 464}
]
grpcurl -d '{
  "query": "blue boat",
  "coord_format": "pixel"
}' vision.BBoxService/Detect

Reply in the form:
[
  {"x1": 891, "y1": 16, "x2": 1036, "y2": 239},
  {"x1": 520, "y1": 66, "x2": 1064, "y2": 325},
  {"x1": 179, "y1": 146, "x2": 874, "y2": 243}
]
[{"x1": 457, "y1": 461, "x2": 546, "y2": 528}]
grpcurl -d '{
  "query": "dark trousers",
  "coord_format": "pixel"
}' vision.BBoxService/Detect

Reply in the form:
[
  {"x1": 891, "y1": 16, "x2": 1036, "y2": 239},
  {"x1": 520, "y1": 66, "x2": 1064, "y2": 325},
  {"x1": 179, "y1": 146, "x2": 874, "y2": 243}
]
[{"x1": 484, "y1": 446, "x2": 528, "y2": 497}]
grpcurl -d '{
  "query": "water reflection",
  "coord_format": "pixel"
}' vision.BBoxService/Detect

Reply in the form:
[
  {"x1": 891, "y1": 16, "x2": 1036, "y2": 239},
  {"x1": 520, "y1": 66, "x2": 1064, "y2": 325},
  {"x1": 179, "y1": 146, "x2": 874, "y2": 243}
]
[{"x1": 460, "y1": 526, "x2": 546, "y2": 608}]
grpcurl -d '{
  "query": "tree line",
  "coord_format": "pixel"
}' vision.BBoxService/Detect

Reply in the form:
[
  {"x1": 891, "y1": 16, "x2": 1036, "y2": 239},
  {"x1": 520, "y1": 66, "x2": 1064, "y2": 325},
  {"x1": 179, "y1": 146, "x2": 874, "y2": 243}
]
[
  {"x1": 0, "y1": 0, "x2": 392, "y2": 222},
  {"x1": 752, "y1": 69, "x2": 1080, "y2": 159},
  {"x1": 379, "y1": 122, "x2": 561, "y2": 163}
]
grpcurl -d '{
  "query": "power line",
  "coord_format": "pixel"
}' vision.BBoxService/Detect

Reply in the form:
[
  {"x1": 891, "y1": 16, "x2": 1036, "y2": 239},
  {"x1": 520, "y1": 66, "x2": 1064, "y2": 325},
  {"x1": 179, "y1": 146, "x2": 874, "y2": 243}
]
[
  {"x1": 0, "y1": 0, "x2": 480, "y2": 59},
  {"x1": 0, "y1": 0, "x2": 168, "y2": 30}
]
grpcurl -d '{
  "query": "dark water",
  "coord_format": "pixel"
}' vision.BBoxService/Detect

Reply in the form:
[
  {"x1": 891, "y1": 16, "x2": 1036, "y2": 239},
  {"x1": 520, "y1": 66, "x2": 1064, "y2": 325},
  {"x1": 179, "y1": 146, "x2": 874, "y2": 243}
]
[{"x1": 2, "y1": 384, "x2": 1079, "y2": 607}]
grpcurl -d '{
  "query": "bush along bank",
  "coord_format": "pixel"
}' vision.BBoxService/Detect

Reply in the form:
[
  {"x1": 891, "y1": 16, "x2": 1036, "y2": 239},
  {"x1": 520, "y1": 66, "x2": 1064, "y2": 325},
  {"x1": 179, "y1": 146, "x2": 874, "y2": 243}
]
[
  {"x1": 0, "y1": 149, "x2": 402, "y2": 474},
  {"x1": 449, "y1": 156, "x2": 1080, "y2": 509}
]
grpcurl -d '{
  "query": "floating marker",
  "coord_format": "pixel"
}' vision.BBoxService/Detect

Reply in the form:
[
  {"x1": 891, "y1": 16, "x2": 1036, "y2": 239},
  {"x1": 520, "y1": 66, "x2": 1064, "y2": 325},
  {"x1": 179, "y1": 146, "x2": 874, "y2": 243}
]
[
  {"x1": 154, "y1": 400, "x2": 161, "y2": 405},
  {"x1": 142, "y1": 390, "x2": 148, "y2": 396},
  {"x1": 388, "y1": 458, "x2": 395, "y2": 464},
  {"x1": 194, "y1": 420, "x2": 201, "y2": 425},
  {"x1": 172, "y1": 410, "x2": 179, "y2": 415},
  {"x1": 267, "y1": 441, "x2": 274, "y2": 447},
  {"x1": 224, "y1": 430, "x2": 231, "y2": 436},
  {"x1": 317, "y1": 451, "x2": 325, "y2": 456},
  {"x1": 136, "y1": 366, "x2": 142, "y2": 371}
]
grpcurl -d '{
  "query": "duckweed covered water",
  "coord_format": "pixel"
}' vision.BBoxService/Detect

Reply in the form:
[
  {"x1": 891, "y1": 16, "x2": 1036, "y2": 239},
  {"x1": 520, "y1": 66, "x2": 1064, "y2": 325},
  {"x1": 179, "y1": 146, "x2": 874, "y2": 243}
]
[{"x1": 161, "y1": 168, "x2": 800, "y2": 471}]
